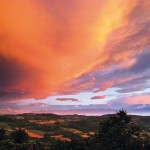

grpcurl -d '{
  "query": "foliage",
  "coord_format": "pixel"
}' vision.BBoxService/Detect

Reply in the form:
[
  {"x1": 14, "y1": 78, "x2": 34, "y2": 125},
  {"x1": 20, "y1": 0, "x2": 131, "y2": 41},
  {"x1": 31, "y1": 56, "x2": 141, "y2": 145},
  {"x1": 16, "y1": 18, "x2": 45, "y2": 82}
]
[
  {"x1": 0, "y1": 111, "x2": 150, "y2": 150},
  {"x1": 0, "y1": 128, "x2": 6, "y2": 141},
  {"x1": 12, "y1": 129, "x2": 29, "y2": 144},
  {"x1": 88, "y1": 109, "x2": 148, "y2": 150}
]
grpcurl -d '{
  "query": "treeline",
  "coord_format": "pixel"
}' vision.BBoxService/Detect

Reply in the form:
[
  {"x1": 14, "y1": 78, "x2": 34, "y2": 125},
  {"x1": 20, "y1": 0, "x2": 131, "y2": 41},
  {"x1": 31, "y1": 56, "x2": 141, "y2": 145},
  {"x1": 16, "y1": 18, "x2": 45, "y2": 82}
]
[{"x1": 0, "y1": 110, "x2": 150, "y2": 150}]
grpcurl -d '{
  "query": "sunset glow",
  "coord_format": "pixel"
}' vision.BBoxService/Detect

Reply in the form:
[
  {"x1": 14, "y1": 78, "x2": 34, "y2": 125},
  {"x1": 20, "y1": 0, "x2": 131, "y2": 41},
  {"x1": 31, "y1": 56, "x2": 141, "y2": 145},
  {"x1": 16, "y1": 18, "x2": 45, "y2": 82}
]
[{"x1": 0, "y1": 0, "x2": 150, "y2": 115}]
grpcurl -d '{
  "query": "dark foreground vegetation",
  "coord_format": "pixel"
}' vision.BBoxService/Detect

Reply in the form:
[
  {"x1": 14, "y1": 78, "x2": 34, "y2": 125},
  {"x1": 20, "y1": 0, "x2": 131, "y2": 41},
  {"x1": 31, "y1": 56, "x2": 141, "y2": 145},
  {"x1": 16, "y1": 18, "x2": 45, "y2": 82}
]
[{"x1": 0, "y1": 110, "x2": 150, "y2": 150}]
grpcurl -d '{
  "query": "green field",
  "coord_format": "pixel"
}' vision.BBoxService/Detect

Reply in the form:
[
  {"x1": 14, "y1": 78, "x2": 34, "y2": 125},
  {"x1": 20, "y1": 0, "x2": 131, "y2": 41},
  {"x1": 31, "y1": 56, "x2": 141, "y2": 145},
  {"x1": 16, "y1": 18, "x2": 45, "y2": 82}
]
[{"x1": 0, "y1": 113, "x2": 150, "y2": 140}]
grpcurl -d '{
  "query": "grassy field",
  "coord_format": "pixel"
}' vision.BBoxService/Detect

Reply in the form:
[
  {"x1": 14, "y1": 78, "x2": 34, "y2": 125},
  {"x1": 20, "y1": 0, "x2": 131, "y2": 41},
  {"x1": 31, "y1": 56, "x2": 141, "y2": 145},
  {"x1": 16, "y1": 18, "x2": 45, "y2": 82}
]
[
  {"x1": 29, "y1": 129, "x2": 45, "y2": 136},
  {"x1": 0, "y1": 113, "x2": 150, "y2": 141},
  {"x1": 0, "y1": 122, "x2": 10, "y2": 128}
]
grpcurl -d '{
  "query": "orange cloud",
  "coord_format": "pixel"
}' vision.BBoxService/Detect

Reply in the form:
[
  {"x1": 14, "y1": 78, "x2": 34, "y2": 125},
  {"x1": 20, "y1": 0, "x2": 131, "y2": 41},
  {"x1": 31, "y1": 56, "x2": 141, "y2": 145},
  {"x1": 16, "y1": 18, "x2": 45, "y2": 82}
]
[{"x1": 0, "y1": 0, "x2": 149, "y2": 100}]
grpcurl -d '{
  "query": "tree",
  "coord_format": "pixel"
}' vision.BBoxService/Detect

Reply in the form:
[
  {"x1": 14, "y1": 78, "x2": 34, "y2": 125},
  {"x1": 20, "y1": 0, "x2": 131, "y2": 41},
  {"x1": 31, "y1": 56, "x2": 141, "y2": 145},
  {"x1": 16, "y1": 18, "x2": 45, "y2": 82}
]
[
  {"x1": 0, "y1": 128, "x2": 6, "y2": 141},
  {"x1": 88, "y1": 109, "x2": 143, "y2": 150},
  {"x1": 12, "y1": 129, "x2": 29, "y2": 144}
]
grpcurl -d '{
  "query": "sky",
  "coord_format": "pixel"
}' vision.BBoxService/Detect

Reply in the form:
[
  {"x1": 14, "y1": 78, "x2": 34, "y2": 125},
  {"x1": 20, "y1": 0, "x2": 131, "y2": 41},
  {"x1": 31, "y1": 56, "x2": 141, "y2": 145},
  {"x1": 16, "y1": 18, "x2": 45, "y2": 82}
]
[{"x1": 0, "y1": 0, "x2": 150, "y2": 115}]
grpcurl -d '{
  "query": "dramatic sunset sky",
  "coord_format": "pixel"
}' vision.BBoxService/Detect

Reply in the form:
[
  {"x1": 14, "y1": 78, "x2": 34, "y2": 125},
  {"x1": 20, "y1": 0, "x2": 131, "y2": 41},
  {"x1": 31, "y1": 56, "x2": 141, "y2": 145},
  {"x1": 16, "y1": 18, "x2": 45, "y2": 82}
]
[{"x1": 0, "y1": 0, "x2": 150, "y2": 115}]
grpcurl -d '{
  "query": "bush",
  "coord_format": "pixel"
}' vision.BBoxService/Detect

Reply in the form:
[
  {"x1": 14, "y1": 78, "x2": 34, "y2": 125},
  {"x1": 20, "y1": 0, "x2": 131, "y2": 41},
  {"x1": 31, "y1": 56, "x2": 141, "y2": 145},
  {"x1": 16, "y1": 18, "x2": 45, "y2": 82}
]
[
  {"x1": 12, "y1": 129, "x2": 29, "y2": 144},
  {"x1": 0, "y1": 128, "x2": 6, "y2": 141}
]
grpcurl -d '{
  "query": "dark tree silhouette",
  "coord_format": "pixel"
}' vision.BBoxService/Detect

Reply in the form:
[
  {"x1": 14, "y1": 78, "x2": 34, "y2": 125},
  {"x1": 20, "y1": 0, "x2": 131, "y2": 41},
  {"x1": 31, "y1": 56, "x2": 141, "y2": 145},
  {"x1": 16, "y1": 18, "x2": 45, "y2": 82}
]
[
  {"x1": 0, "y1": 128, "x2": 6, "y2": 141},
  {"x1": 12, "y1": 129, "x2": 29, "y2": 144},
  {"x1": 89, "y1": 109, "x2": 143, "y2": 150}
]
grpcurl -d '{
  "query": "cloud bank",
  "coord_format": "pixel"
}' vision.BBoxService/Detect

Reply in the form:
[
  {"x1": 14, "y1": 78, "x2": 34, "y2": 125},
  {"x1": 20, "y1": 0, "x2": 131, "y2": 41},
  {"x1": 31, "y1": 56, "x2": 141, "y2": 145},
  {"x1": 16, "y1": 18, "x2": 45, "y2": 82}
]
[{"x1": 0, "y1": 0, "x2": 150, "y2": 115}]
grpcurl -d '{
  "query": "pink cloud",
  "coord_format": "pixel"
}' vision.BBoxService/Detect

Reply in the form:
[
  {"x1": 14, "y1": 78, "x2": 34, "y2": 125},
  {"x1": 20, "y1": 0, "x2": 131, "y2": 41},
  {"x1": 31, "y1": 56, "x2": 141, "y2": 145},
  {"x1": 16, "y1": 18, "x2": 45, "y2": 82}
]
[
  {"x1": 56, "y1": 98, "x2": 79, "y2": 102},
  {"x1": 93, "y1": 81, "x2": 113, "y2": 93},
  {"x1": 0, "y1": 108, "x2": 30, "y2": 114},
  {"x1": 125, "y1": 95, "x2": 150, "y2": 105},
  {"x1": 28, "y1": 102, "x2": 47, "y2": 107},
  {"x1": 91, "y1": 96, "x2": 105, "y2": 100}
]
